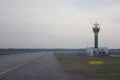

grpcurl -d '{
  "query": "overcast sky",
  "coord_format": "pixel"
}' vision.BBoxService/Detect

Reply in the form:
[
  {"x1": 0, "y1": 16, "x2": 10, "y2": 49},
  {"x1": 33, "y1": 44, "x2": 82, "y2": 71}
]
[{"x1": 0, "y1": 0, "x2": 120, "y2": 49}]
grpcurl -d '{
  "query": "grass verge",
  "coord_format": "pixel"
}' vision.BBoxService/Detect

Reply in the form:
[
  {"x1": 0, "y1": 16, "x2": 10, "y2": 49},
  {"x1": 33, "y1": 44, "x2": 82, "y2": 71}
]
[{"x1": 54, "y1": 53, "x2": 120, "y2": 80}]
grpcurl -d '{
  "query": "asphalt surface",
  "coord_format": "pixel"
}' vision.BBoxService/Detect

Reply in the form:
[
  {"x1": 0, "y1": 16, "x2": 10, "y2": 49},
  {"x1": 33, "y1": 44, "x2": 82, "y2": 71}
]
[{"x1": 0, "y1": 52, "x2": 90, "y2": 80}]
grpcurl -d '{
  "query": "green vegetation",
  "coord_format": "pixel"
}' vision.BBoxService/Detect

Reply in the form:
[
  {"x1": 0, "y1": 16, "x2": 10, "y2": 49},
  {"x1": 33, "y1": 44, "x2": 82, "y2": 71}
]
[{"x1": 54, "y1": 53, "x2": 120, "y2": 80}]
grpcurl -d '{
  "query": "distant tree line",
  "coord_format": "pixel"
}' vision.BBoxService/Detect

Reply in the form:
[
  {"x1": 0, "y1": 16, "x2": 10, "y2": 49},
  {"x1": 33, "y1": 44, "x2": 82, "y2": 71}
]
[
  {"x1": 0, "y1": 48, "x2": 119, "y2": 55},
  {"x1": 0, "y1": 48, "x2": 84, "y2": 53}
]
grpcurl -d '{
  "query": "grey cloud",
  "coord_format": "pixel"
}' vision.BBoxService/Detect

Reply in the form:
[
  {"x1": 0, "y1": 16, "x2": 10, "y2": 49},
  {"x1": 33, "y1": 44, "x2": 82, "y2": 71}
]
[{"x1": 0, "y1": 0, "x2": 120, "y2": 48}]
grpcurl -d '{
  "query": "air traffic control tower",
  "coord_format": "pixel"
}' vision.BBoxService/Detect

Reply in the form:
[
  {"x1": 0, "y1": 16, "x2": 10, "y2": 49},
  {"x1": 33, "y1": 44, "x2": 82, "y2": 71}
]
[
  {"x1": 86, "y1": 23, "x2": 109, "y2": 56},
  {"x1": 93, "y1": 23, "x2": 100, "y2": 48}
]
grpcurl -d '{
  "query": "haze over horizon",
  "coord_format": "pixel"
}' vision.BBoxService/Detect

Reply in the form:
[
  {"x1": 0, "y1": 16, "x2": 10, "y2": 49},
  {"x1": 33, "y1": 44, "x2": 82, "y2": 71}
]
[{"x1": 0, "y1": 0, "x2": 120, "y2": 49}]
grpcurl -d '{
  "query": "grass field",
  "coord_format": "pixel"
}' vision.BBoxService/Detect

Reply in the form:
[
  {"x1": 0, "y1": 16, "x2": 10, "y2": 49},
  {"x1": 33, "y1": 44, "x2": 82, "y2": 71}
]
[{"x1": 54, "y1": 53, "x2": 120, "y2": 80}]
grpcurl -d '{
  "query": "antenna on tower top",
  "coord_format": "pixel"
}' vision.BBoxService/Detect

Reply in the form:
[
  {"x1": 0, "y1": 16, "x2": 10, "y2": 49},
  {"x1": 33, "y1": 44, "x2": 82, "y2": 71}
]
[
  {"x1": 94, "y1": 23, "x2": 99, "y2": 27},
  {"x1": 92, "y1": 19, "x2": 102, "y2": 27}
]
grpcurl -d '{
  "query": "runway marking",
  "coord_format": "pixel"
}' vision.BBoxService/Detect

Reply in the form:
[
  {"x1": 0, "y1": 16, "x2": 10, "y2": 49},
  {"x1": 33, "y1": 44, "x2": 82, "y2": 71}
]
[{"x1": 0, "y1": 54, "x2": 45, "y2": 76}]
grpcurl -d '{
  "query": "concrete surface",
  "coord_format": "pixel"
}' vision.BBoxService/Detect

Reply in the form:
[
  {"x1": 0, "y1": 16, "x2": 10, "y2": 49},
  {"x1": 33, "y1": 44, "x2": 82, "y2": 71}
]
[{"x1": 0, "y1": 52, "x2": 90, "y2": 80}]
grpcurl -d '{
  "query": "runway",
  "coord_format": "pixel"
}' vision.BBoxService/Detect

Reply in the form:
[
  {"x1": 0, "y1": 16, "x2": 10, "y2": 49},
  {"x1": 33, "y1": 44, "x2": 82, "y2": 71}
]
[{"x1": 0, "y1": 52, "x2": 89, "y2": 80}]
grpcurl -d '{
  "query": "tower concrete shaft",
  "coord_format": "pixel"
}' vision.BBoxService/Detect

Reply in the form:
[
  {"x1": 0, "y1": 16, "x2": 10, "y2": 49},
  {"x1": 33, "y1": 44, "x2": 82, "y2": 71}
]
[
  {"x1": 94, "y1": 33, "x2": 98, "y2": 48},
  {"x1": 93, "y1": 23, "x2": 100, "y2": 48}
]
